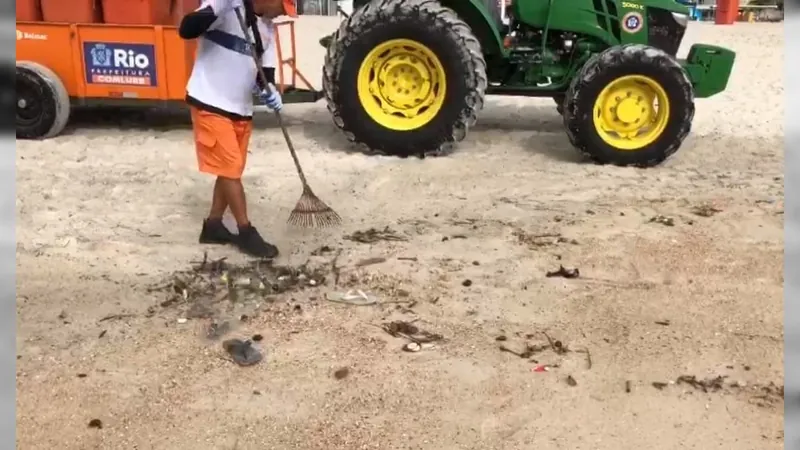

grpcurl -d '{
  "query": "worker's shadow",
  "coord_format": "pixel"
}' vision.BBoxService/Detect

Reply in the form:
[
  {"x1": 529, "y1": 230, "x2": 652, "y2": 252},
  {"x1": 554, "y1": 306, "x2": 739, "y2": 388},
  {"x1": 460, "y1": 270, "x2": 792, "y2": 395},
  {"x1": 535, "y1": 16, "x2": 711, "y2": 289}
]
[{"x1": 298, "y1": 100, "x2": 581, "y2": 163}]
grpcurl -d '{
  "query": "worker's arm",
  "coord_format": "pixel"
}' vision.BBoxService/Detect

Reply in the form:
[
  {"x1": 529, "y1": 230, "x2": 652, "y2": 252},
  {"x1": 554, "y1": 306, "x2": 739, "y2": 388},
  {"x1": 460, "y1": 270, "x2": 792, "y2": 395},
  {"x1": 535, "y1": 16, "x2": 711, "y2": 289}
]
[
  {"x1": 257, "y1": 67, "x2": 276, "y2": 89},
  {"x1": 179, "y1": 0, "x2": 242, "y2": 39},
  {"x1": 250, "y1": 16, "x2": 282, "y2": 110},
  {"x1": 255, "y1": 18, "x2": 278, "y2": 89}
]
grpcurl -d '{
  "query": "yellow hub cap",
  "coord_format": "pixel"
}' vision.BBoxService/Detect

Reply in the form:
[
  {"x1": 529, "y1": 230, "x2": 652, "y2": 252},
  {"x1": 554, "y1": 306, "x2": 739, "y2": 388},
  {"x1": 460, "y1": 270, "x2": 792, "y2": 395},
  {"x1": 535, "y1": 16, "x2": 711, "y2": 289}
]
[
  {"x1": 593, "y1": 75, "x2": 670, "y2": 151},
  {"x1": 357, "y1": 39, "x2": 447, "y2": 131}
]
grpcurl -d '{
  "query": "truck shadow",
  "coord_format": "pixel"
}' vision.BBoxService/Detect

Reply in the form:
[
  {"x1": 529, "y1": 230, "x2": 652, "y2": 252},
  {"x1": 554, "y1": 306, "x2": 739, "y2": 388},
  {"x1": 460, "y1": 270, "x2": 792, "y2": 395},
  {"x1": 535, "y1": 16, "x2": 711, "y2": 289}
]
[{"x1": 65, "y1": 106, "x2": 193, "y2": 134}]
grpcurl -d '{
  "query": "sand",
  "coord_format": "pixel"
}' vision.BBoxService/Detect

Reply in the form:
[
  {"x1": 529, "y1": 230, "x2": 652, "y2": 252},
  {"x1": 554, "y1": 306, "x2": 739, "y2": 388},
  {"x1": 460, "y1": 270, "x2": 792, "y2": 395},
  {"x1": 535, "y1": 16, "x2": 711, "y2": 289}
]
[{"x1": 16, "y1": 18, "x2": 783, "y2": 450}]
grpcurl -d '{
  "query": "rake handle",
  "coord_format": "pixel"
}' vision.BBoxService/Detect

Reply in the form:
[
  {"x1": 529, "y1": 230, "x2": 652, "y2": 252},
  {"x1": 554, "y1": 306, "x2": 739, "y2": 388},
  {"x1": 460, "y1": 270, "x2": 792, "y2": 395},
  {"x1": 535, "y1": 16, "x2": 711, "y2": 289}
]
[{"x1": 233, "y1": 6, "x2": 309, "y2": 188}]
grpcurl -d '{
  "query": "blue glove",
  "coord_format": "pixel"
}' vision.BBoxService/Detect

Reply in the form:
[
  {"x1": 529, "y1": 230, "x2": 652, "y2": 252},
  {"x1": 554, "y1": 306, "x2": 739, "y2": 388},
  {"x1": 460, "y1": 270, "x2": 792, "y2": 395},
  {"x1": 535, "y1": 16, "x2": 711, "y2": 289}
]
[{"x1": 258, "y1": 84, "x2": 282, "y2": 111}]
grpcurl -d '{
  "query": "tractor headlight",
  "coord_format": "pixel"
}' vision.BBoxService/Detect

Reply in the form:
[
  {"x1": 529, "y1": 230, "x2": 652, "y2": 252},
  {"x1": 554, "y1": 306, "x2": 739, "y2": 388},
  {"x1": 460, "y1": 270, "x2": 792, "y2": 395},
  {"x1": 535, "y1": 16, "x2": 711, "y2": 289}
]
[{"x1": 672, "y1": 12, "x2": 689, "y2": 27}]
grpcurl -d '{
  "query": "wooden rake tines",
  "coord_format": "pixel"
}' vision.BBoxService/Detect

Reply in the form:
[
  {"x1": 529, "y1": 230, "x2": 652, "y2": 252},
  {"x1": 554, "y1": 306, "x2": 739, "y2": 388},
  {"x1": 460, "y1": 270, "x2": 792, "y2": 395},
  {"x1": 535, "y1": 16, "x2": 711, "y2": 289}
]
[{"x1": 288, "y1": 184, "x2": 342, "y2": 228}]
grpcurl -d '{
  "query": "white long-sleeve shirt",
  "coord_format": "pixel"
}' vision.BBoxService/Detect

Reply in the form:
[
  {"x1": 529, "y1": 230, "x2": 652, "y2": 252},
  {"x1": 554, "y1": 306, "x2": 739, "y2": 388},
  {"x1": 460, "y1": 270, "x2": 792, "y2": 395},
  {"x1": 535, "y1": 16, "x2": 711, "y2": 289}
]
[
  {"x1": 185, "y1": 2, "x2": 277, "y2": 117},
  {"x1": 257, "y1": 17, "x2": 278, "y2": 69}
]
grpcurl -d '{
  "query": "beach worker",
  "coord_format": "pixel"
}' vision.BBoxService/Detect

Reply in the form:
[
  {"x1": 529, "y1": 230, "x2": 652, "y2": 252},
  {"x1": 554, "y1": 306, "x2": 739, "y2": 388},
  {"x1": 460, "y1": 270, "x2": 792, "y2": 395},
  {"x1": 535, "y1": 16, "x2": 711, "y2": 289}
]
[{"x1": 178, "y1": 0, "x2": 298, "y2": 258}]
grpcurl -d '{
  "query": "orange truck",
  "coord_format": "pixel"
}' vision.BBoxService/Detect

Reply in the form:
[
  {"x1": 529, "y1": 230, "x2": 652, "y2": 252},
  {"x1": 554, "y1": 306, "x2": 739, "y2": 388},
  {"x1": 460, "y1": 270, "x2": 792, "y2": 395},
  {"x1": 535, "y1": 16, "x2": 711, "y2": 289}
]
[{"x1": 16, "y1": 0, "x2": 321, "y2": 139}]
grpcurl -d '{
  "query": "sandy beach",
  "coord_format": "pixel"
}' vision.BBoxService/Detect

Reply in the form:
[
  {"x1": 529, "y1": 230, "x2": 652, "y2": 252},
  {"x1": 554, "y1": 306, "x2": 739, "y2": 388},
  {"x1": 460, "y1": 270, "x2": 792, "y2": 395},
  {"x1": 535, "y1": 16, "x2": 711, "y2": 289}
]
[{"x1": 16, "y1": 17, "x2": 784, "y2": 450}]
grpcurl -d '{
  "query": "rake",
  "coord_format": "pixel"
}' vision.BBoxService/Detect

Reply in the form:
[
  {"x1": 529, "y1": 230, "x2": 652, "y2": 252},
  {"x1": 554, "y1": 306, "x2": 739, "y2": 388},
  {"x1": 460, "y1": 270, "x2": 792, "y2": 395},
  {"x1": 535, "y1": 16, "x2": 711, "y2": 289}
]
[{"x1": 233, "y1": 6, "x2": 341, "y2": 228}]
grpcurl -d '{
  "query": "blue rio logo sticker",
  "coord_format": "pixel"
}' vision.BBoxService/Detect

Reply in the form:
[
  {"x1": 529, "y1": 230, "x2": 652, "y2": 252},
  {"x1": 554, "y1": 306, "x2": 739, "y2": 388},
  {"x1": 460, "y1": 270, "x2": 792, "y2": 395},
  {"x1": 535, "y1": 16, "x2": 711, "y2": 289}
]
[
  {"x1": 83, "y1": 42, "x2": 158, "y2": 87},
  {"x1": 622, "y1": 12, "x2": 644, "y2": 34}
]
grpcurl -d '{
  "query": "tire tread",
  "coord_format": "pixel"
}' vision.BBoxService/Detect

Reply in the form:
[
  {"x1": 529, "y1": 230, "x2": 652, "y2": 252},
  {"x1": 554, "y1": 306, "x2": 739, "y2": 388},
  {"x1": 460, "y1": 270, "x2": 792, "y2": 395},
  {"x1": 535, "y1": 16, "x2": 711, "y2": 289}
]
[
  {"x1": 16, "y1": 61, "x2": 70, "y2": 140},
  {"x1": 323, "y1": 0, "x2": 487, "y2": 157},
  {"x1": 562, "y1": 44, "x2": 695, "y2": 167}
]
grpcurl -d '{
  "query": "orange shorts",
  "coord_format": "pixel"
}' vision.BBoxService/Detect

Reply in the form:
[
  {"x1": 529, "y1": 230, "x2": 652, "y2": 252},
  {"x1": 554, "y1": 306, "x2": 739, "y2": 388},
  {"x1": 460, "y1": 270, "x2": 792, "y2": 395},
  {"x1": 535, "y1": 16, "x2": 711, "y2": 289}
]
[{"x1": 190, "y1": 107, "x2": 253, "y2": 179}]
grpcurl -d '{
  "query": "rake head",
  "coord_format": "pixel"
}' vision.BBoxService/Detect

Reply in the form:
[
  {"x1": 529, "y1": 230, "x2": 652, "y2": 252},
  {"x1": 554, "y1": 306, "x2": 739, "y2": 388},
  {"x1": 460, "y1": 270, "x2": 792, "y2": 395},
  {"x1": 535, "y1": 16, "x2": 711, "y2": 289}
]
[{"x1": 287, "y1": 185, "x2": 342, "y2": 228}]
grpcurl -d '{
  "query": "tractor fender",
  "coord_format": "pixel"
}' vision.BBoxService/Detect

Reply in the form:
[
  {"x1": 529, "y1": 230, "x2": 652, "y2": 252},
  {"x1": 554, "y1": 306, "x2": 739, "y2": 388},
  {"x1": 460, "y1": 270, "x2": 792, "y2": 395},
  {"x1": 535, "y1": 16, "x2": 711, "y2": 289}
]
[{"x1": 350, "y1": 0, "x2": 505, "y2": 55}]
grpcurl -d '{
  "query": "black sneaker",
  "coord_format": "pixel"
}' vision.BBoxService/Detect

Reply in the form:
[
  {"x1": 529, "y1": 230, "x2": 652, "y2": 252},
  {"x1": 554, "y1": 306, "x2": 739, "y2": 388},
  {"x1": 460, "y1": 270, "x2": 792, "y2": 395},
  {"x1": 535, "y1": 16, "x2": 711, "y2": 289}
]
[
  {"x1": 235, "y1": 225, "x2": 279, "y2": 259},
  {"x1": 199, "y1": 219, "x2": 235, "y2": 245}
]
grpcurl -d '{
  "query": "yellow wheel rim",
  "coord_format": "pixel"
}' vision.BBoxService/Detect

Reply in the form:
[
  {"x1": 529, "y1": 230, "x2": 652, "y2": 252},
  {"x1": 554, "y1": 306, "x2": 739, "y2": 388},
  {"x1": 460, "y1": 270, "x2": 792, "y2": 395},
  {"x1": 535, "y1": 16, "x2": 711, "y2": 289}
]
[
  {"x1": 592, "y1": 75, "x2": 670, "y2": 151},
  {"x1": 357, "y1": 39, "x2": 447, "y2": 131}
]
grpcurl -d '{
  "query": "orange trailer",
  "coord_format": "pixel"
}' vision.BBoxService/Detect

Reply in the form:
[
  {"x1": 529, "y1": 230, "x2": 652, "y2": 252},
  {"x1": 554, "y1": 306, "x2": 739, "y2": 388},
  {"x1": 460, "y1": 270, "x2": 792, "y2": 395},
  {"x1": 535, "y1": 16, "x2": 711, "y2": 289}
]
[{"x1": 16, "y1": 18, "x2": 322, "y2": 139}]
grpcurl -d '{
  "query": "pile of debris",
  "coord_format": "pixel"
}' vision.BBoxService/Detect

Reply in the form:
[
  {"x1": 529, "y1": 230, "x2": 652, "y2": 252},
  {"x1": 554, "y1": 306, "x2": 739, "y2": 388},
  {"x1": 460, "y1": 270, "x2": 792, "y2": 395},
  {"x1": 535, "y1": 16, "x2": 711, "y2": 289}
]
[{"x1": 148, "y1": 252, "x2": 328, "y2": 319}]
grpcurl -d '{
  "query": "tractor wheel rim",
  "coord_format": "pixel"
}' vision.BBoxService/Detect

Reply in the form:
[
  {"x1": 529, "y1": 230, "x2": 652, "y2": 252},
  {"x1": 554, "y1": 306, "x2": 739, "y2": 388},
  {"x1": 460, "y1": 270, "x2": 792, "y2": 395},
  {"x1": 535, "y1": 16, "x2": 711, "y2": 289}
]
[
  {"x1": 592, "y1": 75, "x2": 670, "y2": 151},
  {"x1": 357, "y1": 39, "x2": 447, "y2": 131}
]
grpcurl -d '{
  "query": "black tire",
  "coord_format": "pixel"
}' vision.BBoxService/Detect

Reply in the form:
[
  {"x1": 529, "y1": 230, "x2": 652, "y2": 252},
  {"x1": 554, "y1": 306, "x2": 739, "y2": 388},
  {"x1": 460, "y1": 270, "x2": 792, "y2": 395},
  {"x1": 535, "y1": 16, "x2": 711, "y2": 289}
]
[
  {"x1": 562, "y1": 44, "x2": 694, "y2": 167},
  {"x1": 16, "y1": 61, "x2": 70, "y2": 140},
  {"x1": 553, "y1": 94, "x2": 565, "y2": 115},
  {"x1": 323, "y1": 0, "x2": 487, "y2": 157}
]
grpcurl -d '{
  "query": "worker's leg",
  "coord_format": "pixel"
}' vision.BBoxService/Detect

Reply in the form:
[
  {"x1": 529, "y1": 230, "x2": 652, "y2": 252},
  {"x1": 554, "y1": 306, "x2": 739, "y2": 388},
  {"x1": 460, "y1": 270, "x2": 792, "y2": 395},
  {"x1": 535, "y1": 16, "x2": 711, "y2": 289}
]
[
  {"x1": 224, "y1": 120, "x2": 252, "y2": 228},
  {"x1": 191, "y1": 106, "x2": 237, "y2": 245},
  {"x1": 192, "y1": 108, "x2": 278, "y2": 258},
  {"x1": 207, "y1": 177, "x2": 228, "y2": 220},
  {"x1": 217, "y1": 176, "x2": 249, "y2": 226},
  {"x1": 228, "y1": 120, "x2": 279, "y2": 259}
]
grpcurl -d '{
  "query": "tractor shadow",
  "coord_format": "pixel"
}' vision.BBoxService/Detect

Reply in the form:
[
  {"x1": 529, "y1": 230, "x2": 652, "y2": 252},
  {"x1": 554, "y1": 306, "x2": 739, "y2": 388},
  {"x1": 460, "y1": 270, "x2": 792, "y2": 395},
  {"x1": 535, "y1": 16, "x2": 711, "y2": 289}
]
[
  {"x1": 63, "y1": 101, "x2": 579, "y2": 162},
  {"x1": 474, "y1": 101, "x2": 564, "y2": 133},
  {"x1": 299, "y1": 101, "x2": 579, "y2": 162}
]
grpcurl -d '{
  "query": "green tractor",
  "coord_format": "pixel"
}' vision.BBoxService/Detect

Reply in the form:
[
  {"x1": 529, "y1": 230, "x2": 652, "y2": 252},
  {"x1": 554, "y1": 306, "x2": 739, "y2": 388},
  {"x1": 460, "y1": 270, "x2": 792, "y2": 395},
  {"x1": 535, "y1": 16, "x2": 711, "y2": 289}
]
[{"x1": 319, "y1": 0, "x2": 735, "y2": 166}]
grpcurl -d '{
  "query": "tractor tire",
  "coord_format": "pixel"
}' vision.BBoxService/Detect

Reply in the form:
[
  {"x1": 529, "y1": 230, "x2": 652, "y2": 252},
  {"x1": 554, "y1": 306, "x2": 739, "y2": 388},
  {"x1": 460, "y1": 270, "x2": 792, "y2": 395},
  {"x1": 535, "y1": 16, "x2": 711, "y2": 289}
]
[
  {"x1": 322, "y1": 0, "x2": 487, "y2": 157},
  {"x1": 16, "y1": 61, "x2": 70, "y2": 140},
  {"x1": 562, "y1": 44, "x2": 694, "y2": 167},
  {"x1": 553, "y1": 94, "x2": 565, "y2": 115}
]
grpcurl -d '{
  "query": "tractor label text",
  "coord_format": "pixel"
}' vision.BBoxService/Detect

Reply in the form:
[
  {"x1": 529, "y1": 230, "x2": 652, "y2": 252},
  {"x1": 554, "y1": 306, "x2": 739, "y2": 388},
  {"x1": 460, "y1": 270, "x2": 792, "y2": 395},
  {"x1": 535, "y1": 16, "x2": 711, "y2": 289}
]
[
  {"x1": 621, "y1": 2, "x2": 644, "y2": 10},
  {"x1": 621, "y1": 11, "x2": 644, "y2": 33},
  {"x1": 83, "y1": 42, "x2": 158, "y2": 87}
]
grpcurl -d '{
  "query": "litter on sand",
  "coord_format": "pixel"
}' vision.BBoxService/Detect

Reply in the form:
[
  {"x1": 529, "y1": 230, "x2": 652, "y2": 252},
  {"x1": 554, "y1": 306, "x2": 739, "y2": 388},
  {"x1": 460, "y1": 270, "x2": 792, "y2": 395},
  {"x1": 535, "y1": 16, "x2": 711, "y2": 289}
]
[
  {"x1": 333, "y1": 367, "x2": 350, "y2": 379},
  {"x1": 206, "y1": 321, "x2": 231, "y2": 340},
  {"x1": 649, "y1": 215, "x2": 675, "y2": 227},
  {"x1": 676, "y1": 374, "x2": 726, "y2": 392},
  {"x1": 546, "y1": 265, "x2": 580, "y2": 279},
  {"x1": 691, "y1": 204, "x2": 722, "y2": 217},
  {"x1": 326, "y1": 290, "x2": 379, "y2": 306},
  {"x1": 149, "y1": 252, "x2": 327, "y2": 321},
  {"x1": 343, "y1": 227, "x2": 408, "y2": 244},
  {"x1": 222, "y1": 339, "x2": 263, "y2": 366},
  {"x1": 403, "y1": 342, "x2": 436, "y2": 352},
  {"x1": 381, "y1": 320, "x2": 444, "y2": 344}
]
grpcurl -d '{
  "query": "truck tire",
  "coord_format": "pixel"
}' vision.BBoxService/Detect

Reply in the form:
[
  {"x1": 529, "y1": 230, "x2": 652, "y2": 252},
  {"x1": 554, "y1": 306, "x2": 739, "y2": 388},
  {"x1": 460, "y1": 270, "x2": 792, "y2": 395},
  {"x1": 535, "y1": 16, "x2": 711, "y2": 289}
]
[
  {"x1": 562, "y1": 44, "x2": 694, "y2": 167},
  {"x1": 16, "y1": 61, "x2": 70, "y2": 140},
  {"x1": 323, "y1": 0, "x2": 487, "y2": 157}
]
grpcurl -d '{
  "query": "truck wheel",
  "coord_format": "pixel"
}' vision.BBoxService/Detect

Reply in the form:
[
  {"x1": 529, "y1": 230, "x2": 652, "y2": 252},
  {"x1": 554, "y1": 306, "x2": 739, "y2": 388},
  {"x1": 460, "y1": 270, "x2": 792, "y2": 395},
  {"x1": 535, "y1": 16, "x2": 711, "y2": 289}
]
[
  {"x1": 16, "y1": 61, "x2": 70, "y2": 140},
  {"x1": 323, "y1": 0, "x2": 487, "y2": 157},
  {"x1": 562, "y1": 44, "x2": 694, "y2": 167}
]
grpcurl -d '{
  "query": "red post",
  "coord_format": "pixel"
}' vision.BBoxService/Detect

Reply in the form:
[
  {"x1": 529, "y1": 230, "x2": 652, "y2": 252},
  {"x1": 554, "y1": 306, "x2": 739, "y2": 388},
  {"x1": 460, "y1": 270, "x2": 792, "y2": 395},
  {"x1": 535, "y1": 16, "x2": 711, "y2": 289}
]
[{"x1": 715, "y1": 0, "x2": 739, "y2": 25}]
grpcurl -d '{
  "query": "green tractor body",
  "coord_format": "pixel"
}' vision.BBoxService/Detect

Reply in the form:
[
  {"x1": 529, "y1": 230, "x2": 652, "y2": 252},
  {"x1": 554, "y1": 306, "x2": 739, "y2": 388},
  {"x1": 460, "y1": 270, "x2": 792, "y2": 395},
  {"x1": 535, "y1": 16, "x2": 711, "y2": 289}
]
[{"x1": 320, "y1": 0, "x2": 735, "y2": 166}]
